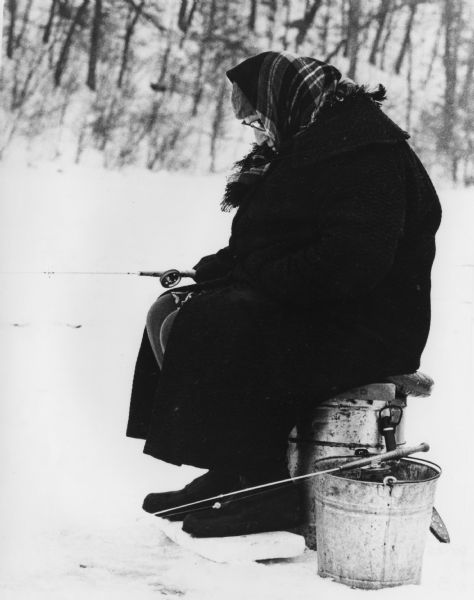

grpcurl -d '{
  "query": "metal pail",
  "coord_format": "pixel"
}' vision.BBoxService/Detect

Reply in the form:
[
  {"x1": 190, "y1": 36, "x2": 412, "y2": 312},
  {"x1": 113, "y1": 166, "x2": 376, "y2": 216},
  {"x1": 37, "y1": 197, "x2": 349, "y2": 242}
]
[
  {"x1": 314, "y1": 456, "x2": 441, "y2": 589},
  {"x1": 287, "y1": 384, "x2": 406, "y2": 549}
]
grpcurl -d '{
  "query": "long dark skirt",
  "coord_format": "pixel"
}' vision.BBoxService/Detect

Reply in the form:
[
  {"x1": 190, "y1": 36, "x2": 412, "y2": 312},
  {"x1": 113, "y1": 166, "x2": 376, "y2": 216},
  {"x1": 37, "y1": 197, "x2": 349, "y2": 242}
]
[{"x1": 126, "y1": 281, "x2": 408, "y2": 470}]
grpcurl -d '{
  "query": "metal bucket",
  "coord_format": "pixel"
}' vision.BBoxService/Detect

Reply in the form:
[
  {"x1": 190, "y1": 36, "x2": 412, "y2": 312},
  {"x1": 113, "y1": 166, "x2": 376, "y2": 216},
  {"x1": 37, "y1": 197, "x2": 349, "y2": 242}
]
[
  {"x1": 314, "y1": 456, "x2": 441, "y2": 589},
  {"x1": 288, "y1": 384, "x2": 405, "y2": 471},
  {"x1": 287, "y1": 383, "x2": 406, "y2": 548}
]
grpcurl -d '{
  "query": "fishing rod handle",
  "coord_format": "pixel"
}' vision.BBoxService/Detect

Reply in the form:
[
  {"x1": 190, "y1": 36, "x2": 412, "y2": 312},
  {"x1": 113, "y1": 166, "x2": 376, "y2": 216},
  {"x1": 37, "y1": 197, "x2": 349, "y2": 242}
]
[
  {"x1": 138, "y1": 269, "x2": 196, "y2": 278},
  {"x1": 139, "y1": 269, "x2": 196, "y2": 288},
  {"x1": 338, "y1": 442, "x2": 430, "y2": 472}
]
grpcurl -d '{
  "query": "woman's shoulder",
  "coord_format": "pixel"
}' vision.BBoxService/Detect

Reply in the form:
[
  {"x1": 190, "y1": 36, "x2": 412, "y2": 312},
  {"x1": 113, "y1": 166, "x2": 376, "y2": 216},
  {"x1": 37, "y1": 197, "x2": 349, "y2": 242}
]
[{"x1": 286, "y1": 93, "x2": 410, "y2": 169}]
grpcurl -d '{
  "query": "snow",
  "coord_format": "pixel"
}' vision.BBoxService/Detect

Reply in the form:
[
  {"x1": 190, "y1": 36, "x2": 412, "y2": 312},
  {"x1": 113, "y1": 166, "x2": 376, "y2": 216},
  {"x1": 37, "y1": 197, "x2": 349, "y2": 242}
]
[{"x1": 0, "y1": 162, "x2": 473, "y2": 599}]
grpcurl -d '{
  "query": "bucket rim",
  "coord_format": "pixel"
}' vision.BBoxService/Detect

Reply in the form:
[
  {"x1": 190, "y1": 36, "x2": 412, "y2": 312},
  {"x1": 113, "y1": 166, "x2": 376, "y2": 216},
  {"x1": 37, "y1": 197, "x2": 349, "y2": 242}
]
[{"x1": 312, "y1": 454, "x2": 442, "y2": 485}]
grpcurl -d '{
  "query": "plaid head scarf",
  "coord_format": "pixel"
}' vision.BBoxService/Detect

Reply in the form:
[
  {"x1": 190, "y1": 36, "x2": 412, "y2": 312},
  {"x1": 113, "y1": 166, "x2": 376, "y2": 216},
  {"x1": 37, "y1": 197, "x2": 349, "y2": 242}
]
[{"x1": 222, "y1": 51, "x2": 345, "y2": 211}]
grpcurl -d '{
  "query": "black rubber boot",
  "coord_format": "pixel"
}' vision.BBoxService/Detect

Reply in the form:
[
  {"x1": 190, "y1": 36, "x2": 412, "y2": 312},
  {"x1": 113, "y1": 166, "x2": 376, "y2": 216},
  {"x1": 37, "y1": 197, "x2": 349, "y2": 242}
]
[
  {"x1": 142, "y1": 469, "x2": 240, "y2": 521},
  {"x1": 182, "y1": 481, "x2": 303, "y2": 537}
]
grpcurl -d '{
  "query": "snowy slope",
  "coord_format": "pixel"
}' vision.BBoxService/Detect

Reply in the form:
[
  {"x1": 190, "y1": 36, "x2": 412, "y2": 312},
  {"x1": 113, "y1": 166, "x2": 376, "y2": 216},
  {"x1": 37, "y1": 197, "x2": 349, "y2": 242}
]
[{"x1": 0, "y1": 163, "x2": 473, "y2": 599}]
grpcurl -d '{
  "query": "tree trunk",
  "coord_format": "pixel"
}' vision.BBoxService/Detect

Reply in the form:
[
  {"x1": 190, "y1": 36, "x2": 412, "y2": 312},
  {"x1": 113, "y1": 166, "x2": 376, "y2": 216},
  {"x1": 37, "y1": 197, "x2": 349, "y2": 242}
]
[
  {"x1": 87, "y1": 0, "x2": 102, "y2": 91},
  {"x1": 342, "y1": 0, "x2": 349, "y2": 57},
  {"x1": 54, "y1": 0, "x2": 90, "y2": 87},
  {"x1": 191, "y1": 46, "x2": 205, "y2": 116},
  {"x1": 43, "y1": 0, "x2": 59, "y2": 44},
  {"x1": 118, "y1": 0, "x2": 144, "y2": 88},
  {"x1": 281, "y1": 0, "x2": 291, "y2": 49},
  {"x1": 185, "y1": 0, "x2": 199, "y2": 32},
  {"x1": 191, "y1": 0, "x2": 215, "y2": 115},
  {"x1": 459, "y1": 31, "x2": 474, "y2": 110},
  {"x1": 177, "y1": 0, "x2": 189, "y2": 32},
  {"x1": 369, "y1": 0, "x2": 390, "y2": 65},
  {"x1": 439, "y1": 0, "x2": 460, "y2": 160},
  {"x1": 209, "y1": 80, "x2": 226, "y2": 172},
  {"x1": 294, "y1": 0, "x2": 323, "y2": 50},
  {"x1": 405, "y1": 37, "x2": 413, "y2": 131},
  {"x1": 266, "y1": 0, "x2": 278, "y2": 46},
  {"x1": 347, "y1": 0, "x2": 361, "y2": 79},
  {"x1": 7, "y1": 0, "x2": 17, "y2": 59},
  {"x1": 248, "y1": 0, "x2": 257, "y2": 31},
  {"x1": 153, "y1": 27, "x2": 173, "y2": 91},
  {"x1": 394, "y1": 1, "x2": 417, "y2": 75},
  {"x1": 319, "y1": 0, "x2": 330, "y2": 56},
  {"x1": 423, "y1": 16, "x2": 442, "y2": 87},
  {"x1": 379, "y1": 5, "x2": 394, "y2": 70},
  {"x1": 17, "y1": 0, "x2": 34, "y2": 50}
]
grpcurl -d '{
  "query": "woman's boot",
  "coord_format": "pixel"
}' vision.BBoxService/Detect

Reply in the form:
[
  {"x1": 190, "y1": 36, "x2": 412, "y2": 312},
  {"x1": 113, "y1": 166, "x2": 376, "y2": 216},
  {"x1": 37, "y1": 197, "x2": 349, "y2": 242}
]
[
  {"x1": 143, "y1": 469, "x2": 241, "y2": 521},
  {"x1": 181, "y1": 461, "x2": 303, "y2": 537}
]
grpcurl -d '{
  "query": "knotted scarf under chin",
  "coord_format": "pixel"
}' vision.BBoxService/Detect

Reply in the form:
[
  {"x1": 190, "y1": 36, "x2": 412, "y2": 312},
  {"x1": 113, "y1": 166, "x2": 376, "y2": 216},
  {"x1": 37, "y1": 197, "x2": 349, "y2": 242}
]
[{"x1": 221, "y1": 142, "x2": 277, "y2": 212}]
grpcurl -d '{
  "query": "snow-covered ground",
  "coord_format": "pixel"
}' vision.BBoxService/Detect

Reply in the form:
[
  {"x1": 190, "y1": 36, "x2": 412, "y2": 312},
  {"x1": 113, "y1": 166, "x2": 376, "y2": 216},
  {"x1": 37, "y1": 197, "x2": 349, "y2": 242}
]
[{"x1": 0, "y1": 162, "x2": 473, "y2": 599}]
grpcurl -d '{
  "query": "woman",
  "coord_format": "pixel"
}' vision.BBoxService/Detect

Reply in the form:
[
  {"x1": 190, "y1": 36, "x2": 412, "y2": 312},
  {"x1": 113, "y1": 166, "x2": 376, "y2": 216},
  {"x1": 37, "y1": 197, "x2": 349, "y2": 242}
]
[{"x1": 127, "y1": 51, "x2": 441, "y2": 537}]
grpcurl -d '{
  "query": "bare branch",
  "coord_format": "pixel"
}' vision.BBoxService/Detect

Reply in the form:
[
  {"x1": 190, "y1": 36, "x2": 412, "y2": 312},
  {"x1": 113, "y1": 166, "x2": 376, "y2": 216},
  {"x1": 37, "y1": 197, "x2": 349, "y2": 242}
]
[{"x1": 123, "y1": 0, "x2": 167, "y2": 32}]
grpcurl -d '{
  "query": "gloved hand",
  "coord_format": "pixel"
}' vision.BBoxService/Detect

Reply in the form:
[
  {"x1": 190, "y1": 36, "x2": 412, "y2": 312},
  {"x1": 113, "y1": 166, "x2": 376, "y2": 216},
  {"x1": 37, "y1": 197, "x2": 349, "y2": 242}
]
[{"x1": 193, "y1": 246, "x2": 235, "y2": 283}]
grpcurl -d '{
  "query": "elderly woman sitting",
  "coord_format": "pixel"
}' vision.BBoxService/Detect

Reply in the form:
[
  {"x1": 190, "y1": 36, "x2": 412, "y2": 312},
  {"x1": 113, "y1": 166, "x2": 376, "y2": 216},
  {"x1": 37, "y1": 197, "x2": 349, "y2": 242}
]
[{"x1": 127, "y1": 51, "x2": 441, "y2": 538}]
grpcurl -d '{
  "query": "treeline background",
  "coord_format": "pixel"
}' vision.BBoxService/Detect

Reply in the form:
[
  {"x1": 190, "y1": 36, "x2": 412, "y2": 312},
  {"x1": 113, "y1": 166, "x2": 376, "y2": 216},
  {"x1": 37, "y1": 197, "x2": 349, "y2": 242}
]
[{"x1": 1, "y1": 0, "x2": 473, "y2": 182}]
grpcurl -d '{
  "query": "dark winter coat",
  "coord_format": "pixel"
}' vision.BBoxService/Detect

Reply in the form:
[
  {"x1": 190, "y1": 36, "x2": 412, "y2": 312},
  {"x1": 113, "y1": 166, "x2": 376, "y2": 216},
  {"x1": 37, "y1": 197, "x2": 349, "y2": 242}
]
[{"x1": 126, "y1": 94, "x2": 442, "y2": 470}]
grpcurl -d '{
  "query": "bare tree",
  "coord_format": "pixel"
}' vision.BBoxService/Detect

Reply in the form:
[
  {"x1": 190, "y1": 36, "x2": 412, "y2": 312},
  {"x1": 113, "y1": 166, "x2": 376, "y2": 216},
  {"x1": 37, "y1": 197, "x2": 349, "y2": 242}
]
[
  {"x1": 459, "y1": 30, "x2": 474, "y2": 110},
  {"x1": 54, "y1": 0, "x2": 90, "y2": 87},
  {"x1": 292, "y1": 0, "x2": 323, "y2": 50},
  {"x1": 394, "y1": 0, "x2": 418, "y2": 75},
  {"x1": 369, "y1": 0, "x2": 391, "y2": 65},
  {"x1": 319, "y1": 0, "x2": 331, "y2": 57},
  {"x1": 16, "y1": 0, "x2": 34, "y2": 51},
  {"x1": 266, "y1": 0, "x2": 278, "y2": 46},
  {"x1": 43, "y1": 0, "x2": 59, "y2": 44},
  {"x1": 123, "y1": 0, "x2": 167, "y2": 32},
  {"x1": 423, "y1": 15, "x2": 443, "y2": 87},
  {"x1": 379, "y1": 4, "x2": 395, "y2": 70},
  {"x1": 118, "y1": 0, "x2": 144, "y2": 88},
  {"x1": 209, "y1": 79, "x2": 226, "y2": 172},
  {"x1": 280, "y1": 0, "x2": 292, "y2": 49},
  {"x1": 6, "y1": 0, "x2": 17, "y2": 59},
  {"x1": 439, "y1": 0, "x2": 462, "y2": 179},
  {"x1": 87, "y1": 0, "x2": 103, "y2": 91},
  {"x1": 405, "y1": 37, "x2": 413, "y2": 131},
  {"x1": 248, "y1": 0, "x2": 258, "y2": 31},
  {"x1": 347, "y1": 0, "x2": 361, "y2": 79},
  {"x1": 178, "y1": 0, "x2": 199, "y2": 33}
]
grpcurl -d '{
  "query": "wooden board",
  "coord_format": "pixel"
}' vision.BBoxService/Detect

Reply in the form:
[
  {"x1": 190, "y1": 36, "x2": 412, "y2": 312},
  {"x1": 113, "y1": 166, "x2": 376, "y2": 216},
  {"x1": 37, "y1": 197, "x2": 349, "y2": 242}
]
[{"x1": 154, "y1": 517, "x2": 306, "y2": 563}]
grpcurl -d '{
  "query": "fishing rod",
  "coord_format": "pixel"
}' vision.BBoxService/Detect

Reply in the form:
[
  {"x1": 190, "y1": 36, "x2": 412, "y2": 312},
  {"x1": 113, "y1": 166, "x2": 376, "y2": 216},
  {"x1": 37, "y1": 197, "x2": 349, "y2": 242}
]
[
  {"x1": 2, "y1": 269, "x2": 196, "y2": 288},
  {"x1": 153, "y1": 442, "x2": 430, "y2": 518}
]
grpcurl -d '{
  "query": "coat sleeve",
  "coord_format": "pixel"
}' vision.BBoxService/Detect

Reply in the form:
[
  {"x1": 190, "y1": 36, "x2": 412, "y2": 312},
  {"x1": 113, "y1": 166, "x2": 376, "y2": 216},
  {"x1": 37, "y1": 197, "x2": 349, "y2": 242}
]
[
  {"x1": 234, "y1": 146, "x2": 406, "y2": 306},
  {"x1": 193, "y1": 246, "x2": 235, "y2": 283}
]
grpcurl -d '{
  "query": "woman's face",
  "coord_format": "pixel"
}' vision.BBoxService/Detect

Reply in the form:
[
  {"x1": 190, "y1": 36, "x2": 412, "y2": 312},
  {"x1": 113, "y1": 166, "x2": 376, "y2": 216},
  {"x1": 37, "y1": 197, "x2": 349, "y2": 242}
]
[
  {"x1": 231, "y1": 83, "x2": 274, "y2": 148},
  {"x1": 241, "y1": 115, "x2": 274, "y2": 147}
]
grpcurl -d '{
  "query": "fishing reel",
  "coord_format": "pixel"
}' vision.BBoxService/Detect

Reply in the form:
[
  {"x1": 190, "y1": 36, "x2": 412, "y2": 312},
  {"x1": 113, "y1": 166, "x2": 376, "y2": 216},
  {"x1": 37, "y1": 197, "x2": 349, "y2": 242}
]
[
  {"x1": 159, "y1": 269, "x2": 183, "y2": 288},
  {"x1": 138, "y1": 269, "x2": 196, "y2": 288}
]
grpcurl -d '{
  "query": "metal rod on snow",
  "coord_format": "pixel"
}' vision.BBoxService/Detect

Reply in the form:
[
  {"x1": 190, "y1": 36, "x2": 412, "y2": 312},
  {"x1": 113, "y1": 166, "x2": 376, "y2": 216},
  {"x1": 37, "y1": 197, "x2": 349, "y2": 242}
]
[{"x1": 152, "y1": 442, "x2": 430, "y2": 517}]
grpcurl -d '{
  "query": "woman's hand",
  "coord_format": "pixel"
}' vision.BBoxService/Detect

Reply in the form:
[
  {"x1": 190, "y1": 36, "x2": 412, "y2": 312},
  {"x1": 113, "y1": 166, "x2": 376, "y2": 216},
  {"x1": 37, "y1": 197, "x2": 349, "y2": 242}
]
[{"x1": 193, "y1": 247, "x2": 235, "y2": 283}]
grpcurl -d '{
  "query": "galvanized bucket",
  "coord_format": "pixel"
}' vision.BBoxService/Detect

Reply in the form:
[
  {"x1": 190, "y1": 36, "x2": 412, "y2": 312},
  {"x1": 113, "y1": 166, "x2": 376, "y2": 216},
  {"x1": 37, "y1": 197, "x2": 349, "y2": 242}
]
[
  {"x1": 287, "y1": 383, "x2": 405, "y2": 549},
  {"x1": 314, "y1": 456, "x2": 441, "y2": 589}
]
